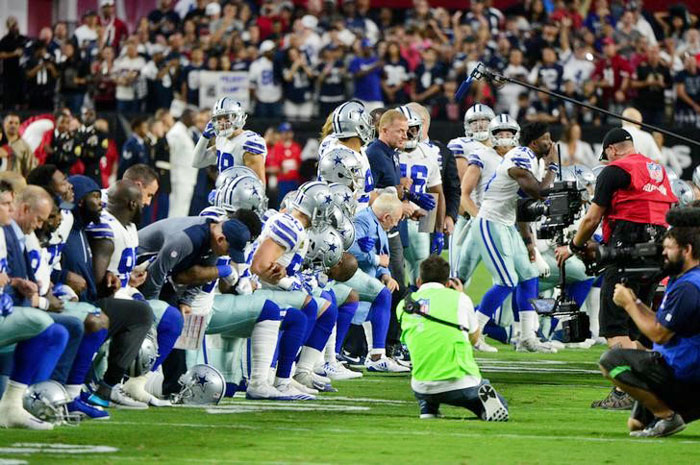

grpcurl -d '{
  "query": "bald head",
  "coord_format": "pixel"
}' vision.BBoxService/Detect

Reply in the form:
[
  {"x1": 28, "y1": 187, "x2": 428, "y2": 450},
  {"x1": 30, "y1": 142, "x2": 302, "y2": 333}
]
[
  {"x1": 107, "y1": 179, "x2": 142, "y2": 224},
  {"x1": 621, "y1": 107, "x2": 643, "y2": 129}
]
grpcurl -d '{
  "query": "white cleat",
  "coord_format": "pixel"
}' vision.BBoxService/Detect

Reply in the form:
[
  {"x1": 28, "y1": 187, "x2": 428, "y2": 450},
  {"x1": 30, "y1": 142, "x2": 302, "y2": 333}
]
[
  {"x1": 109, "y1": 384, "x2": 149, "y2": 409},
  {"x1": 0, "y1": 406, "x2": 54, "y2": 430},
  {"x1": 516, "y1": 338, "x2": 558, "y2": 354},
  {"x1": 245, "y1": 382, "x2": 292, "y2": 400},
  {"x1": 148, "y1": 396, "x2": 172, "y2": 407},
  {"x1": 274, "y1": 382, "x2": 316, "y2": 401},
  {"x1": 317, "y1": 361, "x2": 363, "y2": 380},
  {"x1": 290, "y1": 378, "x2": 318, "y2": 395},
  {"x1": 478, "y1": 384, "x2": 509, "y2": 422},
  {"x1": 474, "y1": 335, "x2": 499, "y2": 353},
  {"x1": 365, "y1": 356, "x2": 411, "y2": 373},
  {"x1": 293, "y1": 371, "x2": 334, "y2": 392}
]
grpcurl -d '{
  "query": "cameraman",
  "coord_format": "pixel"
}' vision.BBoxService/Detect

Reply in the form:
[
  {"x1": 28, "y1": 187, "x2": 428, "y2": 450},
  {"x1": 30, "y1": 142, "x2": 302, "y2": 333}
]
[
  {"x1": 397, "y1": 256, "x2": 509, "y2": 421},
  {"x1": 598, "y1": 213, "x2": 700, "y2": 437},
  {"x1": 556, "y1": 128, "x2": 677, "y2": 409}
]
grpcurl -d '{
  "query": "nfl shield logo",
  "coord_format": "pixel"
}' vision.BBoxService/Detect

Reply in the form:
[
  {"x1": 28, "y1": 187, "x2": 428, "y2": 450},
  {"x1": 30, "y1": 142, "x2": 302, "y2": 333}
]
[{"x1": 647, "y1": 162, "x2": 663, "y2": 183}]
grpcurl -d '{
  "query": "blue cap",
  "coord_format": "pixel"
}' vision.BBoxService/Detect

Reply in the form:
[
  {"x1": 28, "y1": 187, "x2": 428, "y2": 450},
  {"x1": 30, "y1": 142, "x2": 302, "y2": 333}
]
[
  {"x1": 221, "y1": 219, "x2": 251, "y2": 263},
  {"x1": 278, "y1": 122, "x2": 292, "y2": 132},
  {"x1": 67, "y1": 175, "x2": 101, "y2": 205},
  {"x1": 361, "y1": 38, "x2": 372, "y2": 48}
]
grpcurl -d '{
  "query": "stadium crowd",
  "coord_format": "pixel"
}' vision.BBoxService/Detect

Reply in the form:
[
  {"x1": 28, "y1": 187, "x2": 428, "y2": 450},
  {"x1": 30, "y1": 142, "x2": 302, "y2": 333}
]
[{"x1": 0, "y1": 0, "x2": 699, "y2": 441}]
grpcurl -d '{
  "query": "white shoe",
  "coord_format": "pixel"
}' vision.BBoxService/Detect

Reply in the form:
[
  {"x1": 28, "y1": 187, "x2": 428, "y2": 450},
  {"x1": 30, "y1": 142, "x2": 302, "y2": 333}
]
[
  {"x1": 0, "y1": 405, "x2": 54, "y2": 430},
  {"x1": 122, "y1": 375, "x2": 152, "y2": 404},
  {"x1": 293, "y1": 371, "x2": 333, "y2": 392},
  {"x1": 110, "y1": 384, "x2": 149, "y2": 409},
  {"x1": 246, "y1": 382, "x2": 292, "y2": 400},
  {"x1": 148, "y1": 396, "x2": 172, "y2": 407},
  {"x1": 365, "y1": 356, "x2": 411, "y2": 373},
  {"x1": 548, "y1": 340, "x2": 566, "y2": 350},
  {"x1": 516, "y1": 338, "x2": 558, "y2": 353},
  {"x1": 274, "y1": 382, "x2": 316, "y2": 400},
  {"x1": 474, "y1": 335, "x2": 499, "y2": 353},
  {"x1": 478, "y1": 384, "x2": 509, "y2": 422},
  {"x1": 319, "y1": 361, "x2": 363, "y2": 380},
  {"x1": 290, "y1": 378, "x2": 318, "y2": 395}
]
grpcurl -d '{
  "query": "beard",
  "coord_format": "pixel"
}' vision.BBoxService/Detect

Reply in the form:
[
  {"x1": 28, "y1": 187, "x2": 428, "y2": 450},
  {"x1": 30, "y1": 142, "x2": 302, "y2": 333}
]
[
  {"x1": 663, "y1": 255, "x2": 685, "y2": 277},
  {"x1": 81, "y1": 206, "x2": 102, "y2": 224}
]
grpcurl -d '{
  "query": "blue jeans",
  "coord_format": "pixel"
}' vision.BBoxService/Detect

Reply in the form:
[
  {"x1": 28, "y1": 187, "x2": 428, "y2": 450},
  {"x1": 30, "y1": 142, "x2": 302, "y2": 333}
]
[
  {"x1": 64, "y1": 93, "x2": 85, "y2": 115},
  {"x1": 117, "y1": 99, "x2": 142, "y2": 115},
  {"x1": 255, "y1": 101, "x2": 282, "y2": 118},
  {"x1": 48, "y1": 313, "x2": 84, "y2": 384}
]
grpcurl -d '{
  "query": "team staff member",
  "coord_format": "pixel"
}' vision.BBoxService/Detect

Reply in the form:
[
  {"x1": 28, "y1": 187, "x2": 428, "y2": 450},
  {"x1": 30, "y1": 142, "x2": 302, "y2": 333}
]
[
  {"x1": 599, "y1": 210, "x2": 700, "y2": 437},
  {"x1": 556, "y1": 128, "x2": 677, "y2": 409},
  {"x1": 397, "y1": 256, "x2": 508, "y2": 421}
]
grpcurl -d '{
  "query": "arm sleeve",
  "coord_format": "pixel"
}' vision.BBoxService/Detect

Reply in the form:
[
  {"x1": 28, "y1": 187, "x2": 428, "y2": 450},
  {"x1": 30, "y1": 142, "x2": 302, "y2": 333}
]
[
  {"x1": 367, "y1": 151, "x2": 388, "y2": 188},
  {"x1": 242, "y1": 132, "x2": 268, "y2": 158},
  {"x1": 191, "y1": 135, "x2": 217, "y2": 168},
  {"x1": 348, "y1": 217, "x2": 379, "y2": 270},
  {"x1": 656, "y1": 282, "x2": 700, "y2": 336},
  {"x1": 592, "y1": 166, "x2": 631, "y2": 208},
  {"x1": 140, "y1": 234, "x2": 194, "y2": 300},
  {"x1": 457, "y1": 293, "x2": 479, "y2": 334},
  {"x1": 442, "y1": 146, "x2": 460, "y2": 220}
]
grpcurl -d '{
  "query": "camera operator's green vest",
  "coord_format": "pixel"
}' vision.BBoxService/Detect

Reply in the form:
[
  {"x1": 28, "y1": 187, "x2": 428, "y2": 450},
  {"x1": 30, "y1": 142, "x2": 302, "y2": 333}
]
[{"x1": 397, "y1": 286, "x2": 481, "y2": 382}]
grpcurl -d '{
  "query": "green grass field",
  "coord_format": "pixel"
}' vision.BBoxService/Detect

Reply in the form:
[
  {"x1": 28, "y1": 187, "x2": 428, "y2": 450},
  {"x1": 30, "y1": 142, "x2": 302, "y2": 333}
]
[{"x1": 3, "y1": 264, "x2": 700, "y2": 465}]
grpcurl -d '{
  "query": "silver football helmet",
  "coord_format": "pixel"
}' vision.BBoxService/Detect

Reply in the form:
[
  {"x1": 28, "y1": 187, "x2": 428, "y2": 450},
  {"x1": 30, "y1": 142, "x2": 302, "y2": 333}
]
[
  {"x1": 666, "y1": 169, "x2": 679, "y2": 182},
  {"x1": 398, "y1": 105, "x2": 423, "y2": 151},
  {"x1": 200, "y1": 206, "x2": 228, "y2": 221},
  {"x1": 327, "y1": 206, "x2": 356, "y2": 250},
  {"x1": 214, "y1": 174, "x2": 267, "y2": 217},
  {"x1": 488, "y1": 114, "x2": 520, "y2": 148},
  {"x1": 128, "y1": 330, "x2": 159, "y2": 378},
  {"x1": 465, "y1": 103, "x2": 495, "y2": 141},
  {"x1": 305, "y1": 225, "x2": 345, "y2": 271},
  {"x1": 693, "y1": 165, "x2": 700, "y2": 190},
  {"x1": 331, "y1": 101, "x2": 375, "y2": 144},
  {"x1": 290, "y1": 181, "x2": 334, "y2": 225},
  {"x1": 212, "y1": 97, "x2": 246, "y2": 138},
  {"x1": 280, "y1": 191, "x2": 297, "y2": 212},
  {"x1": 672, "y1": 179, "x2": 697, "y2": 207},
  {"x1": 215, "y1": 165, "x2": 259, "y2": 189},
  {"x1": 329, "y1": 183, "x2": 358, "y2": 217},
  {"x1": 23, "y1": 380, "x2": 77, "y2": 424},
  {"x1": 172, "y1": 364, "x2": 226, "y2": 405},
  {"x1": 318, "y1": 147, "x2": 365, "y2": 192}
]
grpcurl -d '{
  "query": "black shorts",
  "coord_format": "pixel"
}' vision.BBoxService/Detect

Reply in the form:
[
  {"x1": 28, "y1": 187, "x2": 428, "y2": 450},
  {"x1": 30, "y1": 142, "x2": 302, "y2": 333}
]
[
  {"x1": 599, "y1": 348, "x2": 700, "y2": 422},
  {"x1": 599, "y1": 266, "x2": 657, "y2": 341}
]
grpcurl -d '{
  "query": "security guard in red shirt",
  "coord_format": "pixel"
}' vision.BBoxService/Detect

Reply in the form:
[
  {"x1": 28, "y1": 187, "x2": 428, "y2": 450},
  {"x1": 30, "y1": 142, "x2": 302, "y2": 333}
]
[{"x1": 556, "y1": 128, "x2": 677, "y2": 409}]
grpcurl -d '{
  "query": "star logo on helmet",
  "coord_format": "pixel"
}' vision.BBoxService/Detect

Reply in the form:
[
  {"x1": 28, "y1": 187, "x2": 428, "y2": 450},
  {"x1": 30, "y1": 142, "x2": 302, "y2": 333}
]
[
  {"x1": 324, "y1": 195, "x2": 333, "y2": 204},
  {"x1": 196, "y1": 375, "x2": 209, "y2": 389},
  {"x1": 328, "y1": 242, "x2": 338, "y2": 252},
  {"x1": 343, "y1": 193, "x2": 352, "y2": 203},
  {"x1": 575, "y1": 167, "x2": 583, "y2": 176},
  {"x1": 333, "y1": 156, "x2": 343, "y2": 166},
  {"x1": 29, "y1": 391, "x2": 42, "y2": 407}
]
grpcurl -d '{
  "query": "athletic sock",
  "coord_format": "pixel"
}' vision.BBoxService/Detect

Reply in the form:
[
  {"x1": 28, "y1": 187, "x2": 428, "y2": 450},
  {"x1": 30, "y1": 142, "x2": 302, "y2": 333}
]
[
  {"x1": 13, "y1": 324, "x2": 68, "y2": 385},
  {"x1": 66, "y1": 328, "x2": 108, "y2": 386},
  {"x1": 0, "y1": 380, "x2": 27, "y2": 410},
  {"x1": 277, "y1": 307, "x2": 306, "y2": 379},
  {"x1": 477, "y1": 312, "x2": 491, "y2": 333},
  {"x1": 296, "y1": 346, "x2": 322, "y2": 374},
  {"x1": 324, "y1": 327, "x2": 337, "y2": 363},
  {"x1": 65, "y1": 384, "x2": 82, "y2": 399},
  {"x1": 153, "y1": 306, "x2": 184, "y2": 371},
  {"x1": 334, "y1": 300, "x2": 358, "y2": 355},
  {"x1": 250, "y1": 301, "x2": 282, "y2": 385},
  {"x1": 586, "y1": 287, "x2": 602, "y2": 338},
  {"x1": 368, "y1": 288, "x2": 391, "y2": 350}
]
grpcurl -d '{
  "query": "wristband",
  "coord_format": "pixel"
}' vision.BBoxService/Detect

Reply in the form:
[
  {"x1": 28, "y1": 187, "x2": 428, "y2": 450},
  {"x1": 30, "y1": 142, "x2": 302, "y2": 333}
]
[
  {"x1": 217, "y1": 265, "x2": 234, "y2": 278},
  {"x1": 547, "y1": 162, "x2": 559, "y2": 174},
  {"x1": 38, "y1": 296, "x2": 49, "y2": 310},
  {"x1": 569, "y1": 238, "x2": 586, "y2": 254}
]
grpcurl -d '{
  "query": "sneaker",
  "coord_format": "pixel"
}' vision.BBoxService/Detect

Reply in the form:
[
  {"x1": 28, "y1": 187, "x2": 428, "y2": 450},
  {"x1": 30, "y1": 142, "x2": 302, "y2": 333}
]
[
  {"x1": 591, "y1": 388, "x2": 634, "y2": 410},
  {"x1": 294, "y1": 371, "x2": 335, "y2": 392},
  {"x1": 0, "y1": 405, "x2": 54, "y2": 430},
  {"x1": 365, "y1": 356, "x2": 411, "y2": 373},
  {"x1": 246, "y1": 382, "x2": 293, "y2": 401},
  {"x1": 420, "y1": 412, "x2": 443, "y2": 419},
  {"x1": 317, "y1": 361, "x2": 363, "y2": 380},
  {"x1": 547, "y1": 340, "x2": 566, "y2": 350},
  {"x1": 478, "y1": 384, "x2": 509, "y2": 422},
  {"x1": 67, "y1": 398, "x2": 110, "y2": 420},
  {"x1": 109, "y1": 384, "x2": 149, "y2": 410},
  {"x1": 338, "y1": 350, "x2": 365, "y2": 368},
  {"x1": 148, "y1": 397, "x2": 172, "y2": 407},
  {"x1": 393, "y1": 345, "x2": 412, "y2": 368},
  {"x1": 474, "y1": 335, "x2": 499, "y2": 353},
  {"x1": 630, "y1": 413, "x2": 686, "y2": 438},
  {"x1": 80, "y1": 390, "x2": 110, "y2": 408},
  {"x1": 290, "y1": 378, "x2": 319, "y2": 395},
  {"x1": 274, "y1": 382, "x2": 316, "y2": 401},
  {"x1": 516, "y1": 338, "x2": 558, "y2": 353}
]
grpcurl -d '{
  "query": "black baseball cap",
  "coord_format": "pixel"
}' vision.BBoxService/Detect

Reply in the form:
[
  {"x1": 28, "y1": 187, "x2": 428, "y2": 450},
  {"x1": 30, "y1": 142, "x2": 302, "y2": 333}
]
[
  {"x1": 600, "y1": 128, "x2": 632, "y2": 160},
  {"x1": 221, "y1": 219, "x2": 251, "y2": 263}
]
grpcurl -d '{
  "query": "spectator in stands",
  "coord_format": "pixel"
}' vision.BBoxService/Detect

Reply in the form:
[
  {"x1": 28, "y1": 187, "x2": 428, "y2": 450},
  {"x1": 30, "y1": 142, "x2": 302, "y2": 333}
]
[
  {"x1": 73, "y1": 10, "x2": 100, "y2": 62},
  {"x1": 57, "y1": 42, "x2": 89, "y2": 115},
  {"x1": 530, "y1": 46, "x2": 564, "y2": 92},
  {"x1": 268, "y1": 122, "x2": 302, "y2": 206},
  {"x1": 411, "y1": 47, "x2": 446, "y2": 109},
  {"x1": 674, "y1": 53, "x2": 700, "y2": 129},
  {"x1": 24, "y1": 41, "x2": 59, "y2": 111},
  {"x1": 349, "y1": 39, "x2": 384, "y2": 113},
  {"x1": 148, "y1": 0, "x2": 180, "y2": 37},
  {"x1": 381, "y1": 41, "x2": 411, "y2": 107},
  {"x1": 96, "y1": 118, "x2": 117, "y2": 187},
  {"x1": 0, "y1": 114, "x2": 38, "y2": 177},
  {"x1": 181, "y1": 47, "x2": 206, "y2": 108},
  {"x1": 114, "y1": 37, "x2": 147, "y2": 114},
  {"x1": 249, "y1": 40, "x2": 282, "y2": 118},
  {"x1": 615, "y1": 9, "x2": 644, "y2": 59},
  {"x1": 49, "y1": 21, "x2": 68, "y2": 61},
  {"x1": 562, "y1": 41, "x2": 596, "y2": 94},
  {"x1": 280, "y1": 47, "x2": 315, "y2": 119},
  {"x1": 559, "y1": 123, "x2": 596, "y2": 167},
  {"x1": 98, "y1": 0, "x2": 128, "y2": 51},
  {"x1": 317, "y1": 44, "x2": 347, "y2": 117},
  {"x1": 632, "y1": 44, "x2": 671, "y2": 125},
  {"x1": 592, "y1": 37, "x2": 632, "y2": 117},
  {"x1": 0, "y1": 16, "x2": 27, "y2": 110},
  {"x1": 143, "y1": 48, "x2": 177, "y2": 113},
  {"x1": 92, "y1": 46, "x2": 117, "y2": 111},
  {"x1": 118, "y1": 117, "x2": 150, "y2": 180}
]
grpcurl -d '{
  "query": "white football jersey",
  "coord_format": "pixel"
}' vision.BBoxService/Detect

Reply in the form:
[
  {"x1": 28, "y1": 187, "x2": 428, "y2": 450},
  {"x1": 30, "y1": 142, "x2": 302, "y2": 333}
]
[
  {"x1": 447, "y1": 136, "x2": 484, "y2": 161},
  {"x1": 318, "y1": 135, "x2": 374, "y2": 210},
  {"x1": 248, "y1": 211, "x2": 308, "y2": 289},
  {"x1": 215, "y1": 130, "x2": 267, "y2": 175},
  {"x1": 467, "y1": 145, "x2": 502, "y2": 207},
  {"x1": 86, "y1": 210, "x2": 139, "y2": 287},
  {"x1": 399, "y1": 144, "x2": 442, "y2": 195},
  {"x1": 26, "y1": 233, "x2": 52, "y2": 296},
  {"x1": 479, "y1": 146, "x2": 539, "y2": 226},
  {"x1": 45, "y1": 209, "x2": 74, "y2": 275}
]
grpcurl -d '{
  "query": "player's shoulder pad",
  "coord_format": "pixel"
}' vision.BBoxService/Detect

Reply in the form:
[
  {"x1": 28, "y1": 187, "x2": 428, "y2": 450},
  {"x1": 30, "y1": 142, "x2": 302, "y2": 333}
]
[
  {"x1": 242, "y1": 131, "x2": 267, "y2": 156},
  {"x1": 266, "y1": 212, "x2": 304, "y2": 251},
  {"x1": 85, "y1": 214, "x2": 115, "y2": 241}
]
